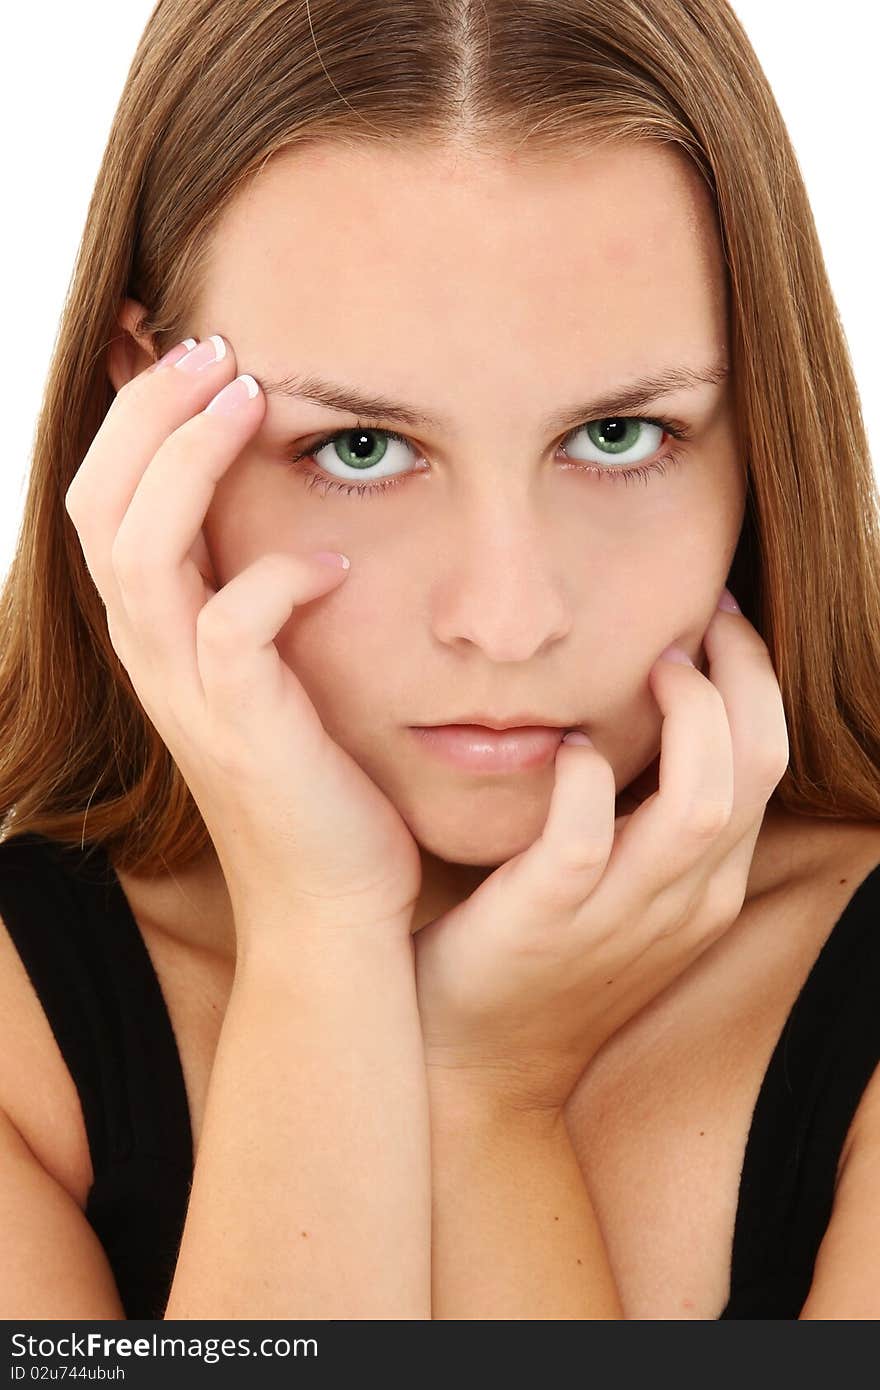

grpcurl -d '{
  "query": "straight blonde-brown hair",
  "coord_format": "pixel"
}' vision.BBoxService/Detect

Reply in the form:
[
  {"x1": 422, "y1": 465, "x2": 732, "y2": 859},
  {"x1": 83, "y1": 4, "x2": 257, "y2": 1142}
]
[{"x1": 2, "y1": 0, "x2": 878, "y2": 875}]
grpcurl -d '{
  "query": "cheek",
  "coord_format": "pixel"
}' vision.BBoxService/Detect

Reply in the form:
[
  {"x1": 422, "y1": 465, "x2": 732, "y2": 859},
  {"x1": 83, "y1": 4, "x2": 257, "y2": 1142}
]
[
  {"x1": 274, "y1": 572, "x2": 402, "y2": 726},
  {"x1": 580, "y1": 502, "x2": 731, "y2": 700},
  {"x1": 203, "y1": 457, "x2": 355, "y2": 572}
]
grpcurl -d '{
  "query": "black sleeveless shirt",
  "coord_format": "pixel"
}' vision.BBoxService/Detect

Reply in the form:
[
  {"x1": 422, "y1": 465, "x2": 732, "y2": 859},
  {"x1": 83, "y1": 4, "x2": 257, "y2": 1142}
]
[{"x1": 0, "y1": 830, "x2": 878, "y2": 1319}]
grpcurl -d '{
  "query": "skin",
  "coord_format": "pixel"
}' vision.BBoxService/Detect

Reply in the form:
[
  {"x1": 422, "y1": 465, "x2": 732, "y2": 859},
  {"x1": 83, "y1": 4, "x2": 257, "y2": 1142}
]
[{"x1": 111, "y1": 137, "x2": 764, "y2": 960}]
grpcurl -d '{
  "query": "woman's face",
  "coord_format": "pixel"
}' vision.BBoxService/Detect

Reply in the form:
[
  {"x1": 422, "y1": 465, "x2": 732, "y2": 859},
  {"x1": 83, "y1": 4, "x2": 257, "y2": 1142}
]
[{"x1": 138, "y1": 138, "x2": 745, "y2": 878}]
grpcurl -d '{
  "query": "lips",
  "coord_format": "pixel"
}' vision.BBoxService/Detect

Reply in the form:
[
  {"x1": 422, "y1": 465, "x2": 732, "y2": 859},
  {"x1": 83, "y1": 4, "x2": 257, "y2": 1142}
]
[{"x1": 409, "y1": 723, "x2": 570, "y2": 773}]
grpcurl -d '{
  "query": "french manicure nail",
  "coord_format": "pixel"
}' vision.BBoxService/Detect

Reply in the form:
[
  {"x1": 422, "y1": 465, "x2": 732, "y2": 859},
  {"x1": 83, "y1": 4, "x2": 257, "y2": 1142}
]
[
  {"x1": 148, "y1": 338, "x2": 198, "y2": 373},
  {"x1": 313, "y1": 551, "x2": 351, "y2": 569},
  {"x1": 175, "y1": 334, "x2": 227, "y2": 373},
  {"x1": 205, "y1": 374, "x2": 259, "y2": 415}
]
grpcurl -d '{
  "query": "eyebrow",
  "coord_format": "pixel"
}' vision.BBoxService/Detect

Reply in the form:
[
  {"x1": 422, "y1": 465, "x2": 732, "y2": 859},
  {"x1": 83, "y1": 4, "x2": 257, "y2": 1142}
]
[{"x1": 258, "y1": 358, "x2": 730, "y2": 434}]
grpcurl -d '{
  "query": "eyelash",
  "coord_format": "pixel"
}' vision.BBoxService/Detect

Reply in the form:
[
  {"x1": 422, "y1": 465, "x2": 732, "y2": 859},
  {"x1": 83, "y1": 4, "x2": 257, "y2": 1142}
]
[{"x1": 286, "y1": 415, "x2": 691, "y2": 500}]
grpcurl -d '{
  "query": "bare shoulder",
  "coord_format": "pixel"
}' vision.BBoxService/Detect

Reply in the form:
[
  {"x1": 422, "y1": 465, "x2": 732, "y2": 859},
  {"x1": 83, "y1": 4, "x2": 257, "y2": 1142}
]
[
  {"x1": 838, "y1": 1060, "x2": 880, "y2": 1182},
  {"x1": 824, "y1": 816, "x2": 880, "y2": 1179},
  {"x1": 0, "y1": 907, "x2": 94, "y2": 1208},
  {"x1": 0, "y1": 904, "x2": 125, "y2": 1317}
]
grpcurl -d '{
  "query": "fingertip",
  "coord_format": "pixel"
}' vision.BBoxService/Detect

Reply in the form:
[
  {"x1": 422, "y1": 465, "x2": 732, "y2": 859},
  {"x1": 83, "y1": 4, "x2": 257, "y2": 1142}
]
[
  {"x1": 658, "y1": 645, "x2": 695, "y2": 667},
  {"x1": 147, "y1": 338, "x2": 199, "y2": 374},
  {"x1": 717, "y1": 586, "x2": 741, "y2": 613}
]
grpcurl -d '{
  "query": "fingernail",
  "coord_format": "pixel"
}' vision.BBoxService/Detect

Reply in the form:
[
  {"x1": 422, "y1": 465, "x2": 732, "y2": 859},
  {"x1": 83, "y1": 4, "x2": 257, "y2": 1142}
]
[
  {"x1": 717, "y1": 587, "x2": 741, "y2": 613},
  {"x1": 205, "y1": 374, "x2": 260, "y2": 415},
  {"x1": 148, "y1": 338, "x2": 198, "y2": 373},
  {"x1": 175, "y1": 334, "x2": 227, "y2": 373},
  {"x1": 313, "y1": 550, "x2": 351, "y2": 569},
  {"x1": 660, "y1": 645, "x2": 694, "y2": 665},
  {"x1": 562, "y1": 731, "x2": 593, "y2": 745}
]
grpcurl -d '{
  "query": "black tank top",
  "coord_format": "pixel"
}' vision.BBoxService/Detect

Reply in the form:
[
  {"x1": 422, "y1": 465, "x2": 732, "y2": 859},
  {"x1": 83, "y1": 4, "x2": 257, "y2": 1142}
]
[{"x1": 0, "y1": 829, "x2": 878, "y2": 1319}]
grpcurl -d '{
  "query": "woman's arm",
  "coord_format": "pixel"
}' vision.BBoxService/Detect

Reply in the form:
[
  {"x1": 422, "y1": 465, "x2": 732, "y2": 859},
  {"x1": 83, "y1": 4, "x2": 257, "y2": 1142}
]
[
  {"x1": 427, "y1": 1074, "x2": 623, "y2": 1320},
  {"x1": 164, "y1": 919, "x2": 431, "y2": 1320}
]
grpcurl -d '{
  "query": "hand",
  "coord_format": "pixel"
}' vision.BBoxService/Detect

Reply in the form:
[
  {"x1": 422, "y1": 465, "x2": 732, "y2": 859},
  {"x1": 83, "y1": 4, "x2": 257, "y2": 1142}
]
[
  {"x1": 413, "y1": 600, "x2": 790, "y2": 1114},
  {"x1": 65, "y1": 335, "x2": 422, "y2": 942}
]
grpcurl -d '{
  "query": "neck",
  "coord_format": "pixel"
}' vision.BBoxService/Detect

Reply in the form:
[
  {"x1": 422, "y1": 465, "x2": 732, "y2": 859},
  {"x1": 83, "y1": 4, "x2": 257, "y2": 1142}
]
[{"x1": 114, "y1": 795, "x2": 800, "y2": 961}]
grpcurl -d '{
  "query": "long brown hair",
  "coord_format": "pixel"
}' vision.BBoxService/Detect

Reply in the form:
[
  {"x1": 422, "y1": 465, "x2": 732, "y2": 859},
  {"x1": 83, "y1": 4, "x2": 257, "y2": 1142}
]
[{"x1": 2, "y1": 0, "x2": 878, "y2": 875}]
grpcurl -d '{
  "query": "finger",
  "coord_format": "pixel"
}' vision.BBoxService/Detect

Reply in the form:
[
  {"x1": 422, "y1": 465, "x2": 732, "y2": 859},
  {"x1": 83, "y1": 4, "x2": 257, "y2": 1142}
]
[
  {"x1": 66, "y1": 334, "x2": 238, "y2": 607},
  {"x1": 189, "y1": 527, "x2": 219, "y2": 592},
  {"x1": 498, "y1": 736, "x2": 618, "y2": 912},
  {"x1": 608, "y1": 641, "x2": 736, "y2": 897},
  {"x1": 612, "y1": 603, "x2": 789, "y2": 901},
  {"x1": 699, "y1": 600, "x2": 791, "y2": 835},
  {"x1": 109, "y1": 370, "x2": 266, "y2": 693},
  {"x1": 631, "y1": 811, "x2": 765, "y2": 997},
  {"x1": 196, "y1": 550, "x2": 350, "y2": 729}
]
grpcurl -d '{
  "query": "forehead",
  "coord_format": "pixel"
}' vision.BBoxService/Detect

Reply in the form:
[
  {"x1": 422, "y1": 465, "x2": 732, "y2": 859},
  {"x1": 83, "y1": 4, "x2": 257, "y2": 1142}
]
[{"x1": 199, "y1": 139, "x2": 727, "y2": 407}]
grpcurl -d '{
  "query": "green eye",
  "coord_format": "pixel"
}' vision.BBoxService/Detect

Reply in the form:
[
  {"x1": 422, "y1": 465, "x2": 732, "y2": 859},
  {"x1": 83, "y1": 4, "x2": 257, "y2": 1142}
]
[
  {"x1": 574, "y1": 417, "x2": 665, "y2": 461},
  {"x1": 286, "y1": 424, "x2": 417, "y2": 499},
  {"x1": 288, "y1": 413, "x2": 688, "y2": 499},
  {"x1": 323, "y1": 429, "x2": 392, "y2": 471}
]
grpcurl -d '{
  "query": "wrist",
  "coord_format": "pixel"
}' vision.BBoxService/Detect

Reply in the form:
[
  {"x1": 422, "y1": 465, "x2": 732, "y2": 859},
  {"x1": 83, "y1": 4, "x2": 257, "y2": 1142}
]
[
  {"x1": 425, "y1": 1061, "x2": 567, "y2": 1137},
  {"x1": 234, "y1": 910, "x2": 415, "y2": 979},
  {"x1": 227, "y1": 875, "x2": 415, "y2": 942}
]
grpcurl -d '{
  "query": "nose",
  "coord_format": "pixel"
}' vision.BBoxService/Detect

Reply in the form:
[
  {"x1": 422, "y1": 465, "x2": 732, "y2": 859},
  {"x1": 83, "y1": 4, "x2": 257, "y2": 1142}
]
[{"x1": 428, "y1": 501, "x2": 572, "y2": 661}]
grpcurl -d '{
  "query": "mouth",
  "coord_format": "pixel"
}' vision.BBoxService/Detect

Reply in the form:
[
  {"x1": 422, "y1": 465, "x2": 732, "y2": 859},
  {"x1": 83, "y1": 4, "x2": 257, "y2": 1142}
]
[{"x1": 408, "y1": 723, "x2": 582, "y2": 773}]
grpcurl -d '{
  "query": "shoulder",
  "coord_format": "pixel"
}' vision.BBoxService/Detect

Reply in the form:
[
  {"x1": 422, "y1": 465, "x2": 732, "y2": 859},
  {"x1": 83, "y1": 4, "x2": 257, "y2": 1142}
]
[
  {"x1": 799, "y1": 1059, "x2": 880, "y2": 1316},
  {"x1": 810, "y1": 816, "x2": 880, "y2": 1188},
  {"x1": 831, "y1": 819, "x2": 880, "y2": 1179},
  {"x1": 0, "y1": 902, "x2": 94, "y2": 1210}
]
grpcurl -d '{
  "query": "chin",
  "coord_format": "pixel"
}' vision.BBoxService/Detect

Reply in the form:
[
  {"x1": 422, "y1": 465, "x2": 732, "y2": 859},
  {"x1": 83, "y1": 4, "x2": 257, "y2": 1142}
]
[
  {"x1": 405, "y1": 807, "x2": 544, "y2": 869},
  {"x1": 425, "y1": 843, "x2": 511, "y2": 870}
]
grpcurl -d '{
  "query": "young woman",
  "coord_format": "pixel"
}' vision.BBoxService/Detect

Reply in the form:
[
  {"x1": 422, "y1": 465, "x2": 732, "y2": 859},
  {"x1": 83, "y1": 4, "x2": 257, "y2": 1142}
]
[{"x1": 0, "y1": 0, "x2": 878, "y2": 1321}]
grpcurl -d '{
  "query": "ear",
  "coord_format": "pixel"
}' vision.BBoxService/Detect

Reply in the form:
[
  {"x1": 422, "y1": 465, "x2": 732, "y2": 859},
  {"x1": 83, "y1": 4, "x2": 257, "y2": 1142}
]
[{"x1": 106, "y1": 297, "x2": 162, "y2": 395}]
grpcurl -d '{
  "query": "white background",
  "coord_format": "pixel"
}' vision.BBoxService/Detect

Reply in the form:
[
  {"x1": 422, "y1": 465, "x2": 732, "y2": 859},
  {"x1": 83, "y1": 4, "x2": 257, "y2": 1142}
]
[{"x1": 2, "y1": 2, "x2": 877, "y2": 577}]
